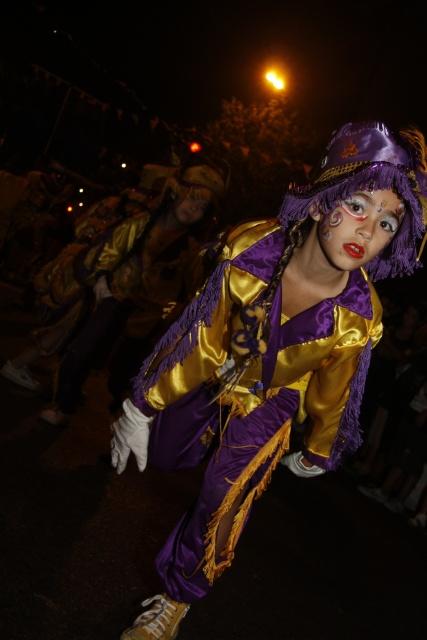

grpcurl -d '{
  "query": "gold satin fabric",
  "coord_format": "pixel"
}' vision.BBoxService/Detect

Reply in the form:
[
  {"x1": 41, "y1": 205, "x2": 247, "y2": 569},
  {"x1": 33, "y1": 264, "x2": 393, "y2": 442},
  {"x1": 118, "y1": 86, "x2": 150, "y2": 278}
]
[
  {"x1": 85, "y1": 211, "x2": 150, "y2": 284},
  {"x1": 144, "y1": 220, "x2": 383, "y2": 464},
  {"x1": 82, "y1": 211, "x2": 206, "y2": 337}
]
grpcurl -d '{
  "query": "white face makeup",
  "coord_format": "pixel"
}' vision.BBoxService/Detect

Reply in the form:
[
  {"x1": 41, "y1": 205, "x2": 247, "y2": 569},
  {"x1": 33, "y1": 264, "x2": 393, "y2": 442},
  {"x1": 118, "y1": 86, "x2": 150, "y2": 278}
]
[
  {"x1": 316, "y1": 189, "x2": 405, "y2": 269},
  {"x1": 340, "y1": 193, "x2": 404, "y2": 231}
]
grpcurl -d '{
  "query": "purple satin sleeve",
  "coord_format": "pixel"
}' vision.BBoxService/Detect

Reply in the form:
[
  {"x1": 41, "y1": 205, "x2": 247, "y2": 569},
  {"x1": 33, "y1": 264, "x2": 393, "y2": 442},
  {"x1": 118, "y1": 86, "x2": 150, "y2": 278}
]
[{"x1": 135, "y1": 397, "x2": 159, "y2": 417}]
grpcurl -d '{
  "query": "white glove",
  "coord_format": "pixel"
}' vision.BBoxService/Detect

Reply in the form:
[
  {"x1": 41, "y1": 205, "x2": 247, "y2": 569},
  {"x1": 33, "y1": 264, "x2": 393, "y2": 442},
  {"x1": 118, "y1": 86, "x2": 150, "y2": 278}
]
[
  {"x1": 280, "y1": 451, "x2": 326, "y2": 478},
  {"x1": 93, "y1": 275, "x2": 113, "y2": 303},
  {"x1": 111, "y1": 398, "x2": 154, "y2": 474}
]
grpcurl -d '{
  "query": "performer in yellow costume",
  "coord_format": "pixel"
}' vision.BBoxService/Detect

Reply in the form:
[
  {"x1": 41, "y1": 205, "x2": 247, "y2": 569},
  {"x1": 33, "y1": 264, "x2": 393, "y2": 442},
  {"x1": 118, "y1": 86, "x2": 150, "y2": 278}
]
[
  {"x1": 39, "y1": 158, "x2": 227, "y2": 424},
  {"x1": 111, "y1": 121, "x2": 427, "y2": 640},
  {"x1": 0, "y1": 187, "x2": 145, "y2": 392}
]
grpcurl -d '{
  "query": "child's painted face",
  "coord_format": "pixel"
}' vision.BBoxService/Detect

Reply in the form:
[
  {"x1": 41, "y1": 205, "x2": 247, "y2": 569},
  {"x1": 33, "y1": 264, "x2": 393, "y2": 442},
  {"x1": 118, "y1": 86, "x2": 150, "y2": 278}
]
[{"x1": 317, "y1": 189, "x2": 405, "y2": 270}]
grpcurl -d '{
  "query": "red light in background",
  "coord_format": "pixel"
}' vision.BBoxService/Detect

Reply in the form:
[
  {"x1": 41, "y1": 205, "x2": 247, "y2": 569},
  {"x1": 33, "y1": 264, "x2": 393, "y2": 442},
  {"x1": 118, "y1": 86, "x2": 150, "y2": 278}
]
[
  {"x1": 67, "y1": 205, "x2": 73, "y2": 213},
  {"x1": 189, "y1": 141, "x2": 202, "y2": 153}
]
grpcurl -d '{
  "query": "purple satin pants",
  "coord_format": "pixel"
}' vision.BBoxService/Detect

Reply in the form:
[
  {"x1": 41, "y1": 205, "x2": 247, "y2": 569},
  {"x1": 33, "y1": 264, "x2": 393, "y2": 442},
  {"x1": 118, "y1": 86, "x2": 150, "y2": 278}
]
[{"x1": 148, "y1": 384, "x2": 299, "y2": 603}]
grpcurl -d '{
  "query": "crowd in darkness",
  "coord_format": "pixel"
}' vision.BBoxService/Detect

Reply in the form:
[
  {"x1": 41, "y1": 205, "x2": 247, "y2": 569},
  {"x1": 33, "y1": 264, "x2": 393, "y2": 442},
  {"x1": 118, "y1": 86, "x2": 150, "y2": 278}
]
[{"x1": 351, "y1": 288, "x2": 427, "y2": 528}]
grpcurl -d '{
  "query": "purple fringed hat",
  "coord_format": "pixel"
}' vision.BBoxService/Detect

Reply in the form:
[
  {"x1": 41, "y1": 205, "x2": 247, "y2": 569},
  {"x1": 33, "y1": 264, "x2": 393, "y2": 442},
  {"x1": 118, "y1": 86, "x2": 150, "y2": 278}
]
[{"x1": 279, "y1": 121, "x2": 427, "y2": 280}]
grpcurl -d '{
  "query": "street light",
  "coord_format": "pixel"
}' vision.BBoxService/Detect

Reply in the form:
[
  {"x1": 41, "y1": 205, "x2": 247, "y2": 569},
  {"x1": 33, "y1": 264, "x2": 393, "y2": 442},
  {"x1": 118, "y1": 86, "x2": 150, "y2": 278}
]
[
  {"x1": 189, "y1": 141, "x2": 202, "y2": 153},
  {"x1": 264, "y1": 69, "x2": 286, "y2": 91}
]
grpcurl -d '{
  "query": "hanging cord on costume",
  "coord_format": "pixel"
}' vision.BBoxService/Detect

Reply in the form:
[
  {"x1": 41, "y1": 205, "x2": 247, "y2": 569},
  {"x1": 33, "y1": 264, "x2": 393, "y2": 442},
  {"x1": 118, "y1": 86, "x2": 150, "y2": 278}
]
[{"x1": 213, "y1": 217, "x2": 310, "y2": 403}]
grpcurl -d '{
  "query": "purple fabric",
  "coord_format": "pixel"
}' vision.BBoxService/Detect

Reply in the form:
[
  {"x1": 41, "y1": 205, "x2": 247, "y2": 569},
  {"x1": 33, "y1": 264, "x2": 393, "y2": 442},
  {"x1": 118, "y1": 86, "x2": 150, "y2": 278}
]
[
  {"x1": 279, "y1": 300, "x2": 335, "y2": 349},
  {"x1": 334, "y1": 269, "x2": 373, "y2": 319},
  {"x1": 132, "y1": 225, "x2": 374, "y2": 412},
  {"x1": 137, "y1": 398, "x2": 159, "y2": 417},
  {"x1": 129, "y1": 122, "x2": 424, "y2": 423},
  {"x1": 233, "y1": 230, "x2": 373, "y2": 323},
  {"x1": 146, "y1": 225, "x2": 377, "y2": 598},
  {"x1": 155, "y1": 386, "x2": 300, "y2": 602},
  {"x1": 132, "y1": 227, "x2": 286, "y2": 408},
  {"x1": 277, "y1": 268, "x2": 372, "y2": 350},
  {"x1": 132, "y1": 259, "x2": 229, "y2": 408},
  {"x1": 232, "y1": 228, "x2": 285, "y2": 282},
  {"x1": 280, "y1": 163, "x2": 425, "y2": 281},
  {"x1": 261, "y1": 284, "x2": 282, "y2": 391},
  {"x1": 319, "y1": 122, "x2": 411, "y2": 170},
  {"x1": 303, "y1": 339, "x2": 372, "y2": 470},
  {"x1": 278, "y1": 121, "x2": 426, "y2": 281},
  {"x1": 148, "y1": 385, "x2": 219, "y2": 471}
]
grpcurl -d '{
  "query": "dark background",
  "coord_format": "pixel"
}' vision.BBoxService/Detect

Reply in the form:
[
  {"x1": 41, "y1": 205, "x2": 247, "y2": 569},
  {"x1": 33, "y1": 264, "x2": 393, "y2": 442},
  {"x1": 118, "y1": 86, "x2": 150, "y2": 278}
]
[
  {"x1": 2, "y1": 1, "x2": 427, "y2": 155},
  {"x1": 15, "y1": 0, "x2": 427, "y2": 129}
]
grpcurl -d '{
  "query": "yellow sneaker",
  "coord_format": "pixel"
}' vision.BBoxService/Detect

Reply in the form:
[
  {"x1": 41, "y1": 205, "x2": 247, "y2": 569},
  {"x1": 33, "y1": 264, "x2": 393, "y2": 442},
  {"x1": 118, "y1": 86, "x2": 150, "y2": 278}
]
[{"x1": 121, "y1": 593, "x2": 190, "y2": 640}]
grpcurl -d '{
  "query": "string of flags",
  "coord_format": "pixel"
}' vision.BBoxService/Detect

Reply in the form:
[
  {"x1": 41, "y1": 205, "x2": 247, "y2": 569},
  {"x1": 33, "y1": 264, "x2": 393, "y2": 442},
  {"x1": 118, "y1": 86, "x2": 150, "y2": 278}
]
[{"x1": 31, "y1": 63, "x2": 144, "y2": 125}]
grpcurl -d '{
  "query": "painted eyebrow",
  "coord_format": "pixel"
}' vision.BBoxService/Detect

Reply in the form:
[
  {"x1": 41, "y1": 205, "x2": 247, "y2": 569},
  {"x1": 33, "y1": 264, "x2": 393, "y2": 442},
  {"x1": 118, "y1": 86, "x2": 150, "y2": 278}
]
[
  {"x1": 351, "y1": 192, "x2": 373, "y2": 203},
  {"x1": 352, "y1": 192, "x2": 404, "y2": 217}
]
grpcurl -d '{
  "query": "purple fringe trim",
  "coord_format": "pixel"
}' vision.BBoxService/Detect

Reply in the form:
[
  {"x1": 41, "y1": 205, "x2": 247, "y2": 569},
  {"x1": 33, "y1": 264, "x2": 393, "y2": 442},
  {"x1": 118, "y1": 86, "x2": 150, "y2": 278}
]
[
  {"x1": 132, "y1": 260, "x2": 229, "y2": 407},
  {"x1": 279, "y1": 163, "x2": 425, "y2": 281},
  {"x1": 325, "y1": 339, "x2": 372, "y2": 471}
]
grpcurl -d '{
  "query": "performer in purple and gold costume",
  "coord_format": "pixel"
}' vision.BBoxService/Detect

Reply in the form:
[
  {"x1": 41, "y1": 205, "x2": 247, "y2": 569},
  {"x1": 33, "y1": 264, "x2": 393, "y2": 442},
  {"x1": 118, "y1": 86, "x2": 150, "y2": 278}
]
[{"x1": 111, "y1": 121, "x2": 427, "y2": 640}]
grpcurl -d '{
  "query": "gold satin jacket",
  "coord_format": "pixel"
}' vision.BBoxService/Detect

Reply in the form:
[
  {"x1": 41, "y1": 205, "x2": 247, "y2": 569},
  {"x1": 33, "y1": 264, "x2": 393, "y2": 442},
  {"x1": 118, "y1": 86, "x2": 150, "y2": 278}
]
[
  {"x1": 81, "y1": 211, "x2": 206, "y2": 336},
  {"x1": 140, "y1": 219, "x2": 383, "y2": 469}
]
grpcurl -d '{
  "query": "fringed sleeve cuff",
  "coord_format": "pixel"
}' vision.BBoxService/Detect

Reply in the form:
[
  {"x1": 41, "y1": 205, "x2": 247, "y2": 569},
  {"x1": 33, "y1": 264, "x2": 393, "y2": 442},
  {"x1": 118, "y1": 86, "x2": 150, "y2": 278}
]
[{"x1": 132, "y1": 397, "x2": 159, "y2": 417}]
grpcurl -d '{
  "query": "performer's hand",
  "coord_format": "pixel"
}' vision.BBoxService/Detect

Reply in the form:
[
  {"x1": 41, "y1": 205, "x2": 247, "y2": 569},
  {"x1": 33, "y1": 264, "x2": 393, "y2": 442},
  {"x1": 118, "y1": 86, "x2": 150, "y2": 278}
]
[
  {"x1": 111, "y1": 398, "x2": 154, "y2": 474},
  {"x1": 280, "y1": 451, "x2": 326, "y2": 478},
  {"x1": 93, "y1": 275, "x2": 112, "y2": 303}
]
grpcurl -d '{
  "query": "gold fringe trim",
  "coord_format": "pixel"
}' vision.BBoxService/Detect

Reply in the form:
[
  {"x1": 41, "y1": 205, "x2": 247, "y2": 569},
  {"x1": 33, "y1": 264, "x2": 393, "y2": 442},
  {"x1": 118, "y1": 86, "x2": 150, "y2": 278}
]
[
  {"x1": 200, "y1": 426, "x2": 216, "y2": 448},
  {"x1": 416, "y1": 230, "x2": 427, "y2": 262},
  {"x1": 315, "y1": 161, "x2": 367, "y2": 183},
  {"x1": 222, "y1": 443, "x2": 260, "y2": 451},
  {"x1": 202, "y1": 418, "x2": 292, "y2": 585},
  {"x1": 219, "y1": 392, "x2": 247, "y2": 416},
  {"x1": 181, "y1": 556, "x2": 206, "y2": 580},
  {"x1": 215, "y1": 394, "x2": 248, "y2": 461}
]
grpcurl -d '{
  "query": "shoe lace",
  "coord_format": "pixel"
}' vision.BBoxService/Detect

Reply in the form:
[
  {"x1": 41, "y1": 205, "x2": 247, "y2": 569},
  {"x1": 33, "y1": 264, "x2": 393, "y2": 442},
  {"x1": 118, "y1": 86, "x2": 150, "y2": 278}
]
[{"x1": 133, "y1": 594, "x2": 187, "y2": 639}]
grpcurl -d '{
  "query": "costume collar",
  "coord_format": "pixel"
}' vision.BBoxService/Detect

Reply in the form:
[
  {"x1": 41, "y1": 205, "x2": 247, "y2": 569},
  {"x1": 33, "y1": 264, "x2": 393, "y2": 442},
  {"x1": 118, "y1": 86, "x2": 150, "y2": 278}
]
[{"x1": 232, "y1": 227, "x2": 373, "y2": 320}]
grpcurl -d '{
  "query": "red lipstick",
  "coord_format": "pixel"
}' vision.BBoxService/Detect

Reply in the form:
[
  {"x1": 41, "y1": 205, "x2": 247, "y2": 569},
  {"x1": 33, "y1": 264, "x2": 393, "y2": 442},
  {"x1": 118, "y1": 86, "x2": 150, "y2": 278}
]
[{"x1": 343, "y1": 243, "x2": 365, "y2": 259}]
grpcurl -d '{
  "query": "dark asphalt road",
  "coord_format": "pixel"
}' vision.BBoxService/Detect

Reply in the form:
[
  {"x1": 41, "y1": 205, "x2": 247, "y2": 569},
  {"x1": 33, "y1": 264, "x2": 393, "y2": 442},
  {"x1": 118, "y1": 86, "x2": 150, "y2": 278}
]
[{"x1": 1, "y1": 282, "x2": 426, "y2": 640}]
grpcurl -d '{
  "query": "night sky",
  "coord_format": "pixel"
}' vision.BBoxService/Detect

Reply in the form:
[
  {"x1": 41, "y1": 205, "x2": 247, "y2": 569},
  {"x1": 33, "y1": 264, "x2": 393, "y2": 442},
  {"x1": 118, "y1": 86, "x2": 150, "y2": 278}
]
[{"x1": 4, "y1": 0, "x2": 427, "y2": 141}]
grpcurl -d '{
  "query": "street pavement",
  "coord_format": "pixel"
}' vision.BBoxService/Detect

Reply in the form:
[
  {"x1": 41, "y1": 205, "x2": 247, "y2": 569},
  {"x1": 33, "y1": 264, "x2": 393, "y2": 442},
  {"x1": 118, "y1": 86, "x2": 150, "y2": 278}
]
[{"x1": 1, "y1": 282, "x2": 426, "y2": 640}]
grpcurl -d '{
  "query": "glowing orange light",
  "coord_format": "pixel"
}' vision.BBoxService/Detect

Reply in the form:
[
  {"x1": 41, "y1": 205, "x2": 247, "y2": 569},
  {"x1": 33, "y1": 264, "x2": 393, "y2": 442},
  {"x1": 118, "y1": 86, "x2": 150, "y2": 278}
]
[
  {"x1": 189, "y1": 141, "x2": 202, "y2": 153},
  {"x1": 265, "y1": 69, "x2": 286, "y2": 91},
  {"x1": 67, "y1": 205, "x2": 73, "y2": 213}
]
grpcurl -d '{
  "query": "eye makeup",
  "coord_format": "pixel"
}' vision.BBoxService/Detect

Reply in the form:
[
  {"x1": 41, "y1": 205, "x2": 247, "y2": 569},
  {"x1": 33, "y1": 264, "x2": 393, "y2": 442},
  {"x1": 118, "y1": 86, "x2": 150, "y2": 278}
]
[{"x1": 341, "y1": 196, "x2": 369, "y2": 220}]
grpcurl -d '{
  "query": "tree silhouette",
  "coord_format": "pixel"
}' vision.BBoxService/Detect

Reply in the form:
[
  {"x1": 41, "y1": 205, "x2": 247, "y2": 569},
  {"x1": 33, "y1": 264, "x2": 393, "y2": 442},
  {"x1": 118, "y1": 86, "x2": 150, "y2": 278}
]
[{"x1": 202, "y1": 95, "x2": 318, "y2": 224}]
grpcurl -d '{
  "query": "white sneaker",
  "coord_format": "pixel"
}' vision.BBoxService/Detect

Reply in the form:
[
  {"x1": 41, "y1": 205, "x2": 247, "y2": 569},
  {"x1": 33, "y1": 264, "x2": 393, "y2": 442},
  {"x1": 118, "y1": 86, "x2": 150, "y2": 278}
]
[
  {"x1": 0, "y1": 360, "x2": 41, "y2": 391},
  {"x1": 121, "y1": 593, "x2": 190, "y2": 639},
  {"x1": 357, "y1": 485, "x2": 387, "y2": 504},
  {"x1": 384, "y1": 497, "x2": 405, "y2": 514},
  {"x1": 280, "y1": 451, "x2": 325, "y2": 478}
]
